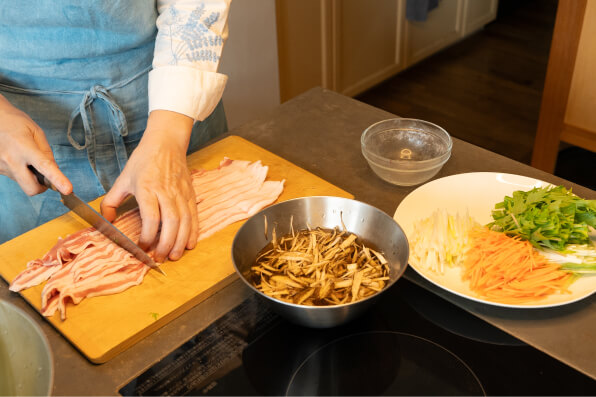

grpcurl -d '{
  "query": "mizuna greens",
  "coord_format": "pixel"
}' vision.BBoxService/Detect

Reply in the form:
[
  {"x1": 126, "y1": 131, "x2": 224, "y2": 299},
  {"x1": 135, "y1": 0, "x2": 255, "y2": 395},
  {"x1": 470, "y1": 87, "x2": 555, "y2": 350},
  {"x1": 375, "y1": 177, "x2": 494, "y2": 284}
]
[
  {"x1": 487, "y1": 185, "x2": 596, "y2": 252},
  {"x1": 488, "y1": 183, "x2": 596, "y2": 274}
]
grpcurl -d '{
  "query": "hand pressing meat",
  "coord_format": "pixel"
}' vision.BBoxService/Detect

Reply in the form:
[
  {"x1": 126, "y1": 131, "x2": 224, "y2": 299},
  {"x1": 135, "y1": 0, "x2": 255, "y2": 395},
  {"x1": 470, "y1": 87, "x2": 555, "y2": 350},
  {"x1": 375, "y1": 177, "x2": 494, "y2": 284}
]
[{"x1": 101, "y1": 110, "x2": 198, "y2": 263}]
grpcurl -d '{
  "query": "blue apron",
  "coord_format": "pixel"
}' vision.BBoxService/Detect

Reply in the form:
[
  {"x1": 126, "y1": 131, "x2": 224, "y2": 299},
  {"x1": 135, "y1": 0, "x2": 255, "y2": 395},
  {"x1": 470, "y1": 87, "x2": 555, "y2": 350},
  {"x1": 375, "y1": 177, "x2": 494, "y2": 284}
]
[{"x1": 0, "y1": 1, "x2": 227, "y2": 243}]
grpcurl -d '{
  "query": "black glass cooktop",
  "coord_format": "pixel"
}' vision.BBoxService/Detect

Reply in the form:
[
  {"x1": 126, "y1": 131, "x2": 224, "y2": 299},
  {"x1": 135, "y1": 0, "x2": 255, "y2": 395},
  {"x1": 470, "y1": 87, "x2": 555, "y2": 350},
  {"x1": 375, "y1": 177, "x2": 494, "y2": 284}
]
[
  {"x1": 120, "y1": 279, "x2": 596, "y2": 396},
  {"x1": 283, "y1": 331, "x2": 483, "y2": 395}
]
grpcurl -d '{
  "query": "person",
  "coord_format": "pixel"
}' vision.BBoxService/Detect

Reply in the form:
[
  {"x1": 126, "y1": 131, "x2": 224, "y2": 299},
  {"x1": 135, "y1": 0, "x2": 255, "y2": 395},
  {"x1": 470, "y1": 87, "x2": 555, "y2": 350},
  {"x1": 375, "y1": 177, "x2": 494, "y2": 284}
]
[{"x1": 0, "y1": 0, "x2": 232, "y2": 263}]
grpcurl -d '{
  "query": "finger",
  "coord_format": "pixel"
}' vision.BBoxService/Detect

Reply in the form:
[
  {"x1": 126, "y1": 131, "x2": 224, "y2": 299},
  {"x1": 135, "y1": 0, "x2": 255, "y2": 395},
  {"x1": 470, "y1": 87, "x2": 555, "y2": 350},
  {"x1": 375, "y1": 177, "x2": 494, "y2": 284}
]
[
  {"x1": 168, "y1": 195, "x2": 191, "y2": 261},
  {"x1": 29, "y1": 153, "x2": 72, "y2": 195},
  {"x1": 101, "y1": 178, "x2": 130, "y2": 222},
  {"x1": 136, "y1": 190, "x2": 161, "y2": 253},
  {"x1": 154, "y1": 194, "x2": 180, "y2": 263},
  {"x1": 10, "y1": 144, "x2": 57, "y2": 196},
  {"x1": 186, "y1": 195, "x2": 199, "y2": 250},
  {"x1": 11, "y1": 160, "x2": 47, "y2": 196}
]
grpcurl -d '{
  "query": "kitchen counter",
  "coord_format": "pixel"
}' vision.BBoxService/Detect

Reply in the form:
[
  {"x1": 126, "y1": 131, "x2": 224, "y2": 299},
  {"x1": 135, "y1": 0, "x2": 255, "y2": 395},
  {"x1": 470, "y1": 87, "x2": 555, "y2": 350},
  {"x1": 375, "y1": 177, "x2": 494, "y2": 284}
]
[{"x1": 1, "y1": 87, "x2": 595, "y2": 395}]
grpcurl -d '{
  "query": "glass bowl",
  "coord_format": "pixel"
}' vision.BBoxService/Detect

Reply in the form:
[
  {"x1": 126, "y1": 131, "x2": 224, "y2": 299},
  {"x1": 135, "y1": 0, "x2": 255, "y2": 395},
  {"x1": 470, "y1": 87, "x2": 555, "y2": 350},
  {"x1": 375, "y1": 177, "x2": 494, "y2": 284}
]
[{"x1": 361, "y1": 118, "x2": 452, "y2": 186}]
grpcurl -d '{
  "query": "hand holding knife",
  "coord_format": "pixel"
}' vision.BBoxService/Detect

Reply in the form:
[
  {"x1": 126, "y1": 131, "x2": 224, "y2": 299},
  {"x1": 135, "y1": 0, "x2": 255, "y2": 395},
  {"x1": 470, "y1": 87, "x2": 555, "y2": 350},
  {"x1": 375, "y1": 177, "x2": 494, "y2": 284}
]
[{"x1": 28, "y1": 165, "x2": 166, "y2": 276}]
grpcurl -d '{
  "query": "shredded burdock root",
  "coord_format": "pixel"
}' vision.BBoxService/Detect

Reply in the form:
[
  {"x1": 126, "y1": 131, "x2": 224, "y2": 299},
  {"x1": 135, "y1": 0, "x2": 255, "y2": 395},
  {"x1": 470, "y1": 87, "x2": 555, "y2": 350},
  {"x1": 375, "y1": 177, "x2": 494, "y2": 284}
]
[{"x1": 251, "y1": 221, "x2": 390, "y2": 306}]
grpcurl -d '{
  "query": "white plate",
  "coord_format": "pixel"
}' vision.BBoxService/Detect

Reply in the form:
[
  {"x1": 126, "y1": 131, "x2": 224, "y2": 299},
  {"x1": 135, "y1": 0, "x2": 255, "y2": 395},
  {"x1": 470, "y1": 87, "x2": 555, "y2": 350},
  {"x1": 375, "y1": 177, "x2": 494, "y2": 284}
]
[{"x1": 394, "y1": 172, "x2": 596, "y2": 309}]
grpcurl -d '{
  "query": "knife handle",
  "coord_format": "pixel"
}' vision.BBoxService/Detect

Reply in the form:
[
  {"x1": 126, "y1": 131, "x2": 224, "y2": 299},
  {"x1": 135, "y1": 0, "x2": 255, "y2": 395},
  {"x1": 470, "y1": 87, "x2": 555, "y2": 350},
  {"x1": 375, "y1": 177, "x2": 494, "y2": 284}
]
[{"x1": 27, "y1": 165, "x2": 57, "y2": 191}]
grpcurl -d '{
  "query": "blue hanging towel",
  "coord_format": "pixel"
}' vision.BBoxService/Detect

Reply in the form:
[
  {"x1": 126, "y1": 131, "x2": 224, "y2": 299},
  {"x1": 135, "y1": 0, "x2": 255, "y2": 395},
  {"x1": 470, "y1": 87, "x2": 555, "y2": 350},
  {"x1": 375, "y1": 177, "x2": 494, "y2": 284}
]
[{"x1": 406, "y1": 0, "x2": 440, "y2": 22}]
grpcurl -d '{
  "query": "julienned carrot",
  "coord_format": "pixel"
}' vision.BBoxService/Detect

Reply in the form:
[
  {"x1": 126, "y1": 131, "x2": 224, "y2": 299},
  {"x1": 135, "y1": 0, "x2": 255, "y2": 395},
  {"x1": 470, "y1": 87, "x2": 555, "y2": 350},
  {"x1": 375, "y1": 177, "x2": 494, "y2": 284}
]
[{"x1": 463, "y1": 227, "x2": 576, "y2": 304}]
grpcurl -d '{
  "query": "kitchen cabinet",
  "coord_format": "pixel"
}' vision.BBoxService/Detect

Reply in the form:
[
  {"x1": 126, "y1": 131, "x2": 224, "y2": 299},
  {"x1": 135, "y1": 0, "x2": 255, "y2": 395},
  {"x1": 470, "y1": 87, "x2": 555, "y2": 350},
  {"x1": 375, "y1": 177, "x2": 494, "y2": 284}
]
[
  {"x1": 404, "y1": 0, "x2": 498, "y2": 66},
  {"x1": 335, "y1": 0, "x2": 404, "y2": 97},
  {"x1": 277, "y1": 0, "x2": 498, "y2": 101},
  {"x1": 404, "y1": 0, "x2": 463, "y2": 66},
  {"x1": 461, "y1": 0, "x2": 499, "y2": 35}
]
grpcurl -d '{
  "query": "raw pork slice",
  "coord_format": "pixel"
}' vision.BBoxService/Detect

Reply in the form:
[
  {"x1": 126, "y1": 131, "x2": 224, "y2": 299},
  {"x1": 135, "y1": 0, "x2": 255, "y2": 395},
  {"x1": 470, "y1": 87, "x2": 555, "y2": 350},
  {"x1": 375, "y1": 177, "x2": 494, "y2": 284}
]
[{"x1": 9, "y1": 158, "x2": 285, "y2": 320}]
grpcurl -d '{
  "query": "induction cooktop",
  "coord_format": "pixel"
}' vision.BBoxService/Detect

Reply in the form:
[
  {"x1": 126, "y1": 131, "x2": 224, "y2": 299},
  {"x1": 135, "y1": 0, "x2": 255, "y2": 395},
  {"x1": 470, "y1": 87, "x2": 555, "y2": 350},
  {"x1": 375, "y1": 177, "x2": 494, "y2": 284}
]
[{"x1": 120, "y1": 279, "x2": 596, "y2": 396}]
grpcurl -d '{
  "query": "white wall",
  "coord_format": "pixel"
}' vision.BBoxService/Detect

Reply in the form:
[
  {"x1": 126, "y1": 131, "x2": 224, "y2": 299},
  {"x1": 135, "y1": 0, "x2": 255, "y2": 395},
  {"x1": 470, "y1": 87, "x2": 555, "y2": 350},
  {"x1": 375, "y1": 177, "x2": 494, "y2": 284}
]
[{"x1": 219, "y1": 0, "x2": 281, "y2": 129}]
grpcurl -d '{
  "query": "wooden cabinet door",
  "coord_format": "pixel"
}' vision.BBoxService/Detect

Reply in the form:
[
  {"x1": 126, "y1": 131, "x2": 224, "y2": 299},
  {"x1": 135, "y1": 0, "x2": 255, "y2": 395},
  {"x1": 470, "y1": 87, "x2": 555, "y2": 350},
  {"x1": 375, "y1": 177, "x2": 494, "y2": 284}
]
[
  {"x1": 461, "y1": 0, "x2": 498, "y2": 36},
  {"x1": 334, "y1": 0, "x2": 405, "y2": 96},
  {"x1": 277, "y1": 0, "x2": 404, "y2": 100},
  {"x1": 403, "y1": 0, "x2": 464, "y2": 66}
]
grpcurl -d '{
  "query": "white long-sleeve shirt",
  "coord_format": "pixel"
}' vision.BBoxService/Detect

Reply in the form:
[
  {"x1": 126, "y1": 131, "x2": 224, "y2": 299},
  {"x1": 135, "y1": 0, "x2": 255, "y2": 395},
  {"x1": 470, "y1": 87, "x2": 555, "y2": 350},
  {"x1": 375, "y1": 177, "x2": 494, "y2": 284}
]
[{"x1": 148, "y1": 0, "x2": 231, "y2": 121}]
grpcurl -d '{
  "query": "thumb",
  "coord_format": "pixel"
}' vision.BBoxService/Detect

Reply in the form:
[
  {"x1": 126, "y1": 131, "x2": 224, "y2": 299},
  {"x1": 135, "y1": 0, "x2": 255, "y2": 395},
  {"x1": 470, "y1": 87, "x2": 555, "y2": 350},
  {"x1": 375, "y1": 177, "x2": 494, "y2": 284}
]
[{"x1": 101, "y1": 179, "x2": 130, "y2": 222}]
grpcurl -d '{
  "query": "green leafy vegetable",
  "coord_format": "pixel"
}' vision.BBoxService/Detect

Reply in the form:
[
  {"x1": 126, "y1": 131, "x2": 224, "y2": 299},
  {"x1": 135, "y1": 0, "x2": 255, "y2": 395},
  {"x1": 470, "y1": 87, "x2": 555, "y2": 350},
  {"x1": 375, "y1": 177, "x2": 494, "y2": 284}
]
[
  {"x1": 487, "y1": 185, "x2": 596, "y2": 251},
  {"x1": 560, "y1": 262, "x2": 596, "y2": 273}
]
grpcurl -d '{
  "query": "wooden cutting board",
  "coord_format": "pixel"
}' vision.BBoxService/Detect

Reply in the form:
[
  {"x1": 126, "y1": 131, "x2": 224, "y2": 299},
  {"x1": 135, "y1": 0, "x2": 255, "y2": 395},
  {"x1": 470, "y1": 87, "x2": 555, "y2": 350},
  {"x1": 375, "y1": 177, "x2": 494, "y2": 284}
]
[{"x1": 0, "y1": 135, "x2": 352, "y2": 363}]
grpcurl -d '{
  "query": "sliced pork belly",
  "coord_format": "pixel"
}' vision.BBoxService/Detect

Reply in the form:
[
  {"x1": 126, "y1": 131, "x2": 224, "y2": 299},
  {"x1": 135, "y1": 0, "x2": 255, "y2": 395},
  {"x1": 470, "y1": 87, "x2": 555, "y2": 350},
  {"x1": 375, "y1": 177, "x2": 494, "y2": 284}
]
[
  {"x1": 9, "y1": 158, "x2": 284, "y2": 320},
  {"x1": 197, "y1": 180, "x2": 285, "y2": 239},
  {"x1": 192, "y1": 158, "x2": 284, "y2": 239},
  {"x1": 9, "y1": 229, "x2": 97, "y2": 292}
]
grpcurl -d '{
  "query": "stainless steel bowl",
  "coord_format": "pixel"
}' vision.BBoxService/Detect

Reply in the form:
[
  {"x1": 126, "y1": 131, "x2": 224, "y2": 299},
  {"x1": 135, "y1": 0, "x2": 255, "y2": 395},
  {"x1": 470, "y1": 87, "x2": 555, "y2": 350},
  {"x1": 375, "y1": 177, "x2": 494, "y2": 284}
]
[
  {"x1": 232, "y1": 196, "x2": 409, "y2": 328},
  {"x1": 0, "y1": 300, "x2": 53, "y2": 396}
]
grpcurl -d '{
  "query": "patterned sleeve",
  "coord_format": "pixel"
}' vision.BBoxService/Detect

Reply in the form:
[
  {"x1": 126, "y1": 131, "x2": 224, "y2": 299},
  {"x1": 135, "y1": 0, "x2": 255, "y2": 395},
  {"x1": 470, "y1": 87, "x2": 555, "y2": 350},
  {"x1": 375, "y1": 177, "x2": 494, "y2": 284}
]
[{"x1": 148, "y1": 0, "x2": 231, "y2": 121}]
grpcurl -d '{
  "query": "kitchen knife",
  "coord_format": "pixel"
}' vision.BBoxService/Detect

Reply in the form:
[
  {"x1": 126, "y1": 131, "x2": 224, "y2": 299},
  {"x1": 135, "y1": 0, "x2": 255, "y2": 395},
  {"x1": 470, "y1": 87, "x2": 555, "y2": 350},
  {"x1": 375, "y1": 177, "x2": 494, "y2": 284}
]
[{"x1": 28, "y1": 166, "x2": 166, "y2": 276}]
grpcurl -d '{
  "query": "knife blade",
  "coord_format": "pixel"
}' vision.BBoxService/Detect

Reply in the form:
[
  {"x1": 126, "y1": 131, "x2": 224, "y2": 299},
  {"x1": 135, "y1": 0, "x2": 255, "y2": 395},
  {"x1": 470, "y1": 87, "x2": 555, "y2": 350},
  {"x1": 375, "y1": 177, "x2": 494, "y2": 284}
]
[{"x1": 28, "y1": 166, "x2": 166, "y2": 276}]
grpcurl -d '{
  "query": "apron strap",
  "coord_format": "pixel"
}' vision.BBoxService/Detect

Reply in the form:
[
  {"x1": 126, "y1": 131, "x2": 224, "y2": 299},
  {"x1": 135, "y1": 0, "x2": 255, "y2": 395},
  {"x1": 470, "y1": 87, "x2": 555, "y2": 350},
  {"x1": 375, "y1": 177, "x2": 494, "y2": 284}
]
[
  {"x1": 64, "y1": 65, "x2": 151, "y2": 176},
  {"x1": 66, "y1": 85, "x2": 129, "y2": 174}
]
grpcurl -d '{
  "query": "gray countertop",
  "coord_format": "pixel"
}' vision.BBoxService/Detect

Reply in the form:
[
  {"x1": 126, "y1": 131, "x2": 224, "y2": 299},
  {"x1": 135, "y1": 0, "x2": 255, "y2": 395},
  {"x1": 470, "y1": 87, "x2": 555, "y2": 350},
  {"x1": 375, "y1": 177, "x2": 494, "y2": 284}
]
[{"x1": 1, "y1": 87, "x2": 595, "y2": 395}]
